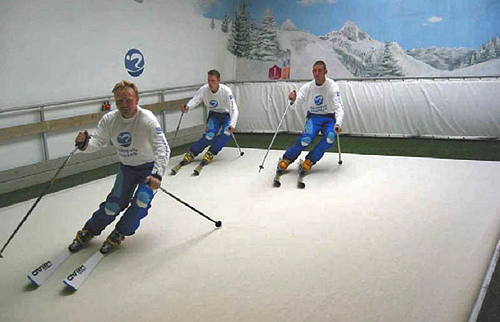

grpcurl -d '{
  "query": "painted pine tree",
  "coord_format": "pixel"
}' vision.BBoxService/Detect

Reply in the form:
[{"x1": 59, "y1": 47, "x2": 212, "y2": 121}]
[
  {"x1": 221, "y1": 13, "x2": 230, "y2": 33},
  {"x1": 377, "y1": 41, "x2": 403, "y2": 76},
  {"x1": 247, "y1": 17, "x2": 260, "y2": 59},
  {"x1": 254, "y1": 8, "x2": 280, "y2": 61},
  {"x1": 227, "y1": 3, "x2": 252, "y2": 58}
]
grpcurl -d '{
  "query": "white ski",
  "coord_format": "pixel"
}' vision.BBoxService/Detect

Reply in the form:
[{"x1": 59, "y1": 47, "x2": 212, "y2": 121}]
[
  {"x1": 273, "y1": 173, "x2": 282, "y2": 187},
  {"x1": 27, "y1": 248, "x2": 73, "y2": 286},
  {"x1": 297, "y1": 173, "x2": 305, "y2": 189},
  {"x1": 63, "y1": 250, "x2": 105, "y2": 291}
]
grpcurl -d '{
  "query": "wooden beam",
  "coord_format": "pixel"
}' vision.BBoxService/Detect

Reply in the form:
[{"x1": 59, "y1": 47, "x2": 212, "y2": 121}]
[{"x1": 0, "y1": 97, "x2": 189, "y2": 142}]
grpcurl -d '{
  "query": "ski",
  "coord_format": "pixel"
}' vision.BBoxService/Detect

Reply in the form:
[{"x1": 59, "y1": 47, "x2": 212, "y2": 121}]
[
  {"x1": 63, "y1": 250, "x2": 106, "y2": 291},
  {"x1": 27, "y1": 248, "x2": 73, "y2": 286},
  {"x1": 170, "y1": 161, "x2": 185, "y2": 175},
  {"x1": 273, "y1": 173, "x2": 282, "y2": 187},
  {"x1": 297, "y1": 159, "x2": 306, "y2": 189},
  {"x1": 297, "y1": 173, "x2": 305, "y2": 189},
  {"x1": 193, "y1": 160, "x2": 208, "y2": 176}
]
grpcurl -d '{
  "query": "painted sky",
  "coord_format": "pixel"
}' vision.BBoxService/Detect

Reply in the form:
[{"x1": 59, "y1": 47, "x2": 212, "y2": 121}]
[{"x1": 201, "y1": 0, "x2": 500, "y2": 50}]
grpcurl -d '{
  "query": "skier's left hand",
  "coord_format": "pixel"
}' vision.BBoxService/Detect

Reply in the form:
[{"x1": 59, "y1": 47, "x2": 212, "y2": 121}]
[
  {"x1": 146, "y1": 176, "x2": 161, "y2": 189},
  {"x1": 335, "y1": 124, "x2": 342, "y2": 133},
  {"x1": 229, "y1": 126, "x2": 235, "y2": 132}
]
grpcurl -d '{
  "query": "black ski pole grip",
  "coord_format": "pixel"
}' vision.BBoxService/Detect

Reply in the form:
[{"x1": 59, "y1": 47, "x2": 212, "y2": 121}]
[{"x1": 75, "y1": 131, "x2": 90, "y2": 150}]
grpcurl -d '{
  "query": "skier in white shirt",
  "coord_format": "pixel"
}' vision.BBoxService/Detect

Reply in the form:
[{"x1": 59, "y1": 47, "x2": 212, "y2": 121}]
[
  {"x1": 277, "y1": 60, "x2": 345, "y2": 176},
  {"x1": 171, "y1": 69, "x2": 238, "y2": 174},
  {"x1": 70, "y1": 80, "x2": 170, "y2": 254}
]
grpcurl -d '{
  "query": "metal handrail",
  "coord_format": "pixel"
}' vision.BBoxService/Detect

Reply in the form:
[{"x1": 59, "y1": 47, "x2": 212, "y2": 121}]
[
  {"x1": 0, "y1": 83, "x2": 203, "y2": 115},
  {"x1": 228, "y1": 75, "x2": 500, "y2": 85},
  {"x1": 2, "y1": 76, "x2": 499, "y2": 115}
]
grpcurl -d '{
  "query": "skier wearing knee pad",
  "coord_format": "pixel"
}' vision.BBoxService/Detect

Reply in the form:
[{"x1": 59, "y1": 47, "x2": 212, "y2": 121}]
[
  {"x1": 276, "y1": 60, "x2": 345, "y2": 184},
  {"x1": 70, "y1": 80, "x2": 170, "y2": 254},
  {"x1": 171, "y1": 69, "x2": 239, "y2": 175}
]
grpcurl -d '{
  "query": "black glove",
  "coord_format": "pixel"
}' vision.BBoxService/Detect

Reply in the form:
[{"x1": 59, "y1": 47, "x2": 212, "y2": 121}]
[{"x1": 76, "y1": 130, "x2": 90, "y2": 151}]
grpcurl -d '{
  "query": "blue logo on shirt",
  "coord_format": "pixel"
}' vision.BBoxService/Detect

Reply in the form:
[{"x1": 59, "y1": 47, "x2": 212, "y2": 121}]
[
  {"x1": 117, "y1": 132, "x2": 132, "y2": 147},
  {"x1": 314, "y1": 95, "x2": 324, "y2": 106},
  {"x1": 156, "y1": 127, "x2": 162, "y2": 134},
  {"x1": 209, "y1": 100, "x2": 219, "y2": 107},
  {"x1": 125, "y1": 49, "x2": 145, "y2": 77}
]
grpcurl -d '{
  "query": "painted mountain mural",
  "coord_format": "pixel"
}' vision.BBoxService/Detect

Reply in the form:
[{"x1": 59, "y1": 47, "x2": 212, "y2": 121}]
[{"x1": 222, "y1": 11, "x2": 500, "y2": 80}]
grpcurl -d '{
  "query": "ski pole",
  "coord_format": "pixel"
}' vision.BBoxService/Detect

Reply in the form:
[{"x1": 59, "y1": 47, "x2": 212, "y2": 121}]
[
  {"x1": 170, "y1": 112, "x2": 185, "y2": 148},
  {"x1": 337, "y1": 132, "x2": 343, "y2": 165},
  {"x1": 158, "y1": 187, "x2": 222, "y2": 228},
  {"x1": 231, "y1": 132, "x2": 244, "y2": 156},
  {"x1": 258, "y1": 100, "x2": 292, "y2": 172},
  {"x1": 0, "y1": 145, "x2": 80, "y2": 258}
]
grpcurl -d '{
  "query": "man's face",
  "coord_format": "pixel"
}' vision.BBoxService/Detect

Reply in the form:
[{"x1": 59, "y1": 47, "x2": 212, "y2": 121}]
[
  {"x1": 115, "y1": 87, "x2": 139, "y2": 118},
  {"x1": 208, "y1": 75, "x2": 220, "y2": 92},
  {"x1": 312, "y1": 64, "x2": 327, "y2": 85}
]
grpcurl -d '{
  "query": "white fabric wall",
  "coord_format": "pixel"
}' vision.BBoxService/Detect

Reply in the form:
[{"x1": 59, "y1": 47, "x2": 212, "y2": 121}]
[
  {"x1": 231, "y1": 78, "x2": 500, "y2": 139},
  {"x1": 0, "y1": 0, "x2": 234, "y2": 171},
  {"x1": 0, "y1": 0, "x2": 235, "y2": 109}
]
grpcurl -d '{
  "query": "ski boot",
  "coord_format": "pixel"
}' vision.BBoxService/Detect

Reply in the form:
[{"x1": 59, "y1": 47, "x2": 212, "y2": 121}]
[
  {"x1": 277, "y1": 158, "x2": 291, "y2": 175},
  {"x1": 68, "y1": 227, "x2": 94, "y2": 253},
  {"x1": 193, "y1": 151, "x2": 214, "y2": 175},
  {"x1": 100, "y1": 229, "x2": 125, "y2": 254},
  {"x1": 273, "y1": 158, "x2": 291, "y2": 187},
  {"x1": 298, "y1": 159, "x2": 314, "y2": 176},
  {"x1": 171, "y1": 151, "x2": 195, "y2": 175}
]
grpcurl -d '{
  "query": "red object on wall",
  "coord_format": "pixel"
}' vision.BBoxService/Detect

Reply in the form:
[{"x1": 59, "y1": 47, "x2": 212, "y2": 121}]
[
  {"x1": 102, "y1": 101, "x2": 111, "y2": 111},
  {"x1": 268, "y1": 65, "x2": 282, "y2": 80}
]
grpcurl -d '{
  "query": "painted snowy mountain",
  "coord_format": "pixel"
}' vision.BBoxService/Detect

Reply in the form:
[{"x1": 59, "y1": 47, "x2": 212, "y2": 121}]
[
  {"x1": 447, "y1": 57, "x2": 500, "y2": 76},
  {"x1": 281, "y1": 19, "x2": 299, "y2": 31},
  {"x1": 231, "y1": 19, "x2": 499, "y2": 81},
  {"x1": 235, "y1": 19, "x2": 352, "y2": 81},
  {"x1": 319, "y1": 21, "x2": 442, "y2": 76},
  {"x1": 406, "y1": 47, "x2": 475, "y2": 70}
]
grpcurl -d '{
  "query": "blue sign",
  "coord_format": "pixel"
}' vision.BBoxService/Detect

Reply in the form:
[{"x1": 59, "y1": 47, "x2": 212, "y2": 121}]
[
  {"x1": 314, "y1": 95, "x2": 324, "y2": 106},
  {"x1": 117, "y1": 132, "x2": 132, "y2": 147},
  {"x1": 209, "y1": 100, "x2": 219, "y2": 107},
  {"x1": 125, "y1": 49, "x2": 145, "y2": 77}
]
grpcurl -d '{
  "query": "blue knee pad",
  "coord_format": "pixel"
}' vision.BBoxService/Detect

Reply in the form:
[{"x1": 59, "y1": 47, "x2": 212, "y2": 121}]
[
  {"x1": 135, "y1": 184, "x2": 154, "y2": 209},
  {"x1": 301, "y1": 136, "x2": 312, "y2": 146},
  {"x1": 205, "y1": 131, "x2": 216, "y2": 141},
  {"x1": 104, "y1": 201, "x2": 120, "y2": 216},
  {"x1": 326, "y1": 132, "x2": 335, "y2": 144}
]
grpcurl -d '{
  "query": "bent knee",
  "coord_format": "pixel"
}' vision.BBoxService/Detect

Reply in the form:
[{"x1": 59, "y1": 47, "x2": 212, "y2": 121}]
[
  {"x1": 136, "y1": 191, "x2": 152, "y2": 208},
  {"x1": 301, "y1": 136, "x2": 312, "y2": 147},
  {"x1": 326, "y1": 132, "x2": 335, "y2": 144},
  {"x1": 205, "y1": 132, "x2": 216, "y2": 141},
  {"x1": 104, "y1": 202, "x2": 120, "y2": 216}
]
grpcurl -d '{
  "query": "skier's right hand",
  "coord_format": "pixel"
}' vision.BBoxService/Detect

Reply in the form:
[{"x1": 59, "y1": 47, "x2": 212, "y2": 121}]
[
  {"x1": 75, "y1": 130, "x2": 90, "y2": 151},
  {"x1": 288, "y1": 90, "x2": 296, "y2": 104},
  {"x1": 181, "y1": 103, "x2": 189, "y2": 113}
]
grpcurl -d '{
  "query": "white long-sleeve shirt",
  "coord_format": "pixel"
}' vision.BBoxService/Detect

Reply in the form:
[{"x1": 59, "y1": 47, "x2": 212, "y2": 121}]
[
  {"x1": 85, "y1": 106, "x2": 170, "y2": 177},
  {"x1": 293, "y1": 78, "x2": 345, "y2": 126},
  {"x1": 187, "y1": 84, "x2": 239, "y2": 128}
]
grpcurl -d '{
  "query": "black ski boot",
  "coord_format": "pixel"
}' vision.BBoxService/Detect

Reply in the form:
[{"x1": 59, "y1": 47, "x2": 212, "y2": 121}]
[
  {"x1": 171, "y1": 151, "x2": 195, "y2": 175},
  {"x1": 100, "y1": 229, "x2": 125, "y2": 254},
  {"x1": 68, "y1": 228, "x2": 94, "y2": 253}
]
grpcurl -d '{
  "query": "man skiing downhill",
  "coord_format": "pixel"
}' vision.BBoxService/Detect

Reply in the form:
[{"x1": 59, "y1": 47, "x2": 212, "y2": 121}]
[
  {"x1": 275, "y1": 60, "x2": 345, "y2": 181},
  {"x1": 171, "y1": 69, "x2": 239, "y2": 175},
  {"x1": 71, "y1": 80, "x2": 170, "y2": 254}
]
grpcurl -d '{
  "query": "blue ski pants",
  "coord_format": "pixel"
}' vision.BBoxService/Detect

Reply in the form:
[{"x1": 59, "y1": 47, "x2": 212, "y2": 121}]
[
  {"x1": 85, "y1": 162, "x2": 156, "y2": 236},
  {"x1": 190, "y1": 111, "x2": 232, "y2": 156},
  {"x1": 283, "y1": 113, "x2": 337, "y2": 164}
]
